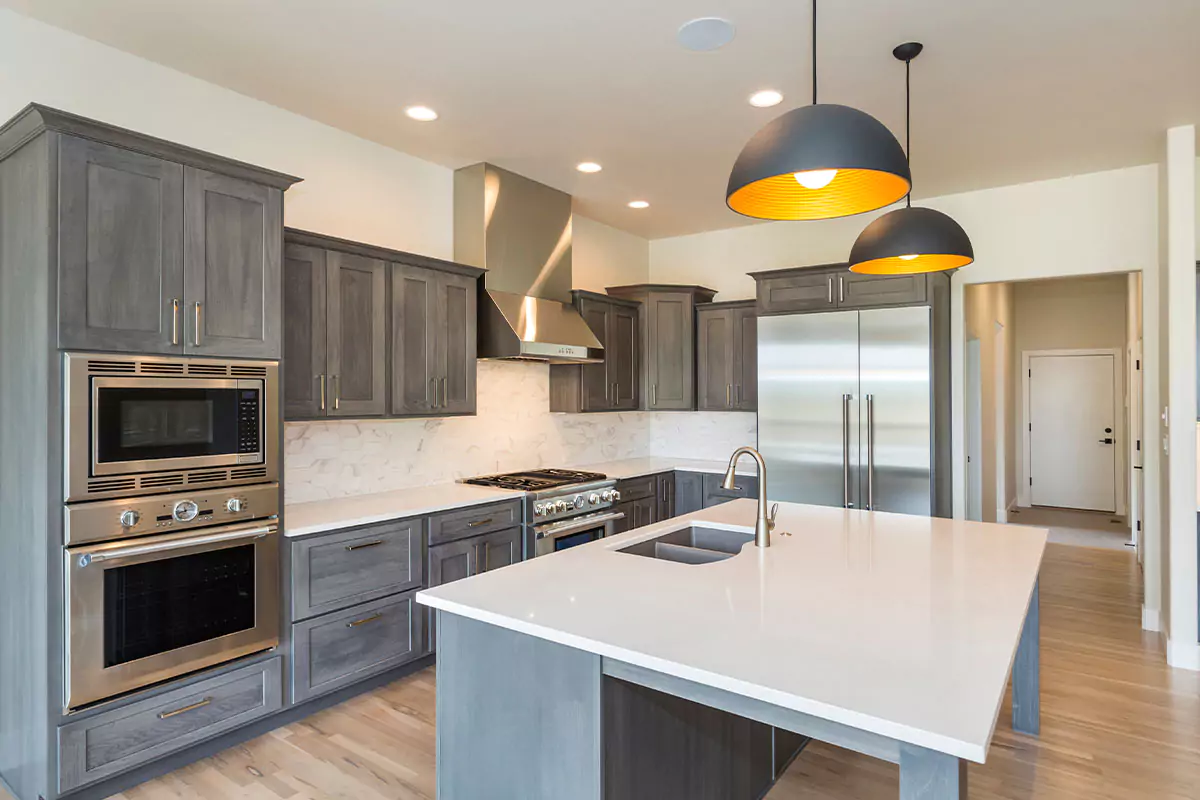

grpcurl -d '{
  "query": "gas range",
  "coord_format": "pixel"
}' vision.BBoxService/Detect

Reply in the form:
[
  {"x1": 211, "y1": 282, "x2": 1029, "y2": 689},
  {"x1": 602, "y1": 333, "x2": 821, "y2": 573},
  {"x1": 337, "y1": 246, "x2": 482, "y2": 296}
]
[{"x1": 460, "y1": 469, "x2": 624, "y2": 554}]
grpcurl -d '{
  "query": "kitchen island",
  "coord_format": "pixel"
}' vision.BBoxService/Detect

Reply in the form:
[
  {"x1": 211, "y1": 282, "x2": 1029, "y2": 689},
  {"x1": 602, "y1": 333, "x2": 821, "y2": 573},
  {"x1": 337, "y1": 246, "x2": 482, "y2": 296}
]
[{"x1": 416, "y1": 499, "x2": 1046, "y2": 799}]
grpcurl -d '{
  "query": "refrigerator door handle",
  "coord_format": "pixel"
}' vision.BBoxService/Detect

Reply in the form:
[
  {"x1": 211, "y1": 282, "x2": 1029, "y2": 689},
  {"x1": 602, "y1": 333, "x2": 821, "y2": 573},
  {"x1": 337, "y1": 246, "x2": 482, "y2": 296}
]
[
  {"x1": 866, "y1": 393, "x2": 875, "y2": 511},
  {"x1": 842, "y1": 393, "x2": 852, "y2": 509}
]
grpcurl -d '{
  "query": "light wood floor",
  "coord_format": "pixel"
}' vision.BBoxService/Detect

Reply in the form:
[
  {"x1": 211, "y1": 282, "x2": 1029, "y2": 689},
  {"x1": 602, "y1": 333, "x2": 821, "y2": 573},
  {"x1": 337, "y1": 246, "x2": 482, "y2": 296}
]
[{"x1": 32, "y1": 544, "x2": 1200, "y2": 799}]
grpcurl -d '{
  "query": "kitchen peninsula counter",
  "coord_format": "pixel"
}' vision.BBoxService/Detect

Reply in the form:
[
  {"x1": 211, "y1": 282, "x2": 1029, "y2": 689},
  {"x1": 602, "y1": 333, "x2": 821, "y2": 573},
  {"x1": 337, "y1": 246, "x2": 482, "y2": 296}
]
[{"x1": 418, "y1": 500, "x2": 1046, "y2": 799}]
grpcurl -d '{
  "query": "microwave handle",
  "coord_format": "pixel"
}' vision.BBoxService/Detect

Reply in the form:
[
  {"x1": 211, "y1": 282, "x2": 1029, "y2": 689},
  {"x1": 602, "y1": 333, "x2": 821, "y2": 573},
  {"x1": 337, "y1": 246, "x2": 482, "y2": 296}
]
[{"x1": 76, "y1": 524, "x2": 274, "y2": 566}]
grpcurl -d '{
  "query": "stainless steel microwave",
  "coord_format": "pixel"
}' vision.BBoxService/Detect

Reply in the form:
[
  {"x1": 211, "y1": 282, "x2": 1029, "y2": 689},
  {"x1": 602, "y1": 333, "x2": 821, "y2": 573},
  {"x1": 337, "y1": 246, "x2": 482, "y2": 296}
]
[{"x1": 64, "y1": 353, "x2": 279, "y2": 501}]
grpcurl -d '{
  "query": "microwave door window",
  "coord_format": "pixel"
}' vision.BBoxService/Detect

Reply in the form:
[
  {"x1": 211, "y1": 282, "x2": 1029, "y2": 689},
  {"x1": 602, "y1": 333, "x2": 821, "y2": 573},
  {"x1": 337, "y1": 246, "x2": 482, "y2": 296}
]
[{"x1": 96, "y1": 387, "x2": 240, "y2": 464}]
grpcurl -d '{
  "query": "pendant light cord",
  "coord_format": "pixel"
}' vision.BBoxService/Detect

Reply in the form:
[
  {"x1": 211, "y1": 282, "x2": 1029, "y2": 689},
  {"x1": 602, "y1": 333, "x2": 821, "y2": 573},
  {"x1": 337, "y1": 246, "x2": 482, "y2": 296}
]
[
  {"x1": 811, "y1": 0, "x2": 818, "y2": 105},
  {"x1": 905, "y1": 54, "x2": 912, "y2": 207}
]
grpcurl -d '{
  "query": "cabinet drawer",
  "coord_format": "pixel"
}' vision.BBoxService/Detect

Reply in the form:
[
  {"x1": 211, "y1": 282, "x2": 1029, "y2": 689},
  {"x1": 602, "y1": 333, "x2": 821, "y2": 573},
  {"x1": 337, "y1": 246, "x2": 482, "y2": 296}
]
[
  {"x1": 292, "y1": 517, "x2": 424, "y2": 620},
  {"x1": 428, "y1": 499, "x2": 522, "y2": 545},
  {"x1": 292, "y1": 592, "x2": 423, "y2": 704},
  {"x1": 59, "y1": 657, "x2": 282, "y2": 793},
  {"x1": 615, "y1": 474, "x2": 657, "y2": 501},
  {"x1": 703, "y1": 473, "x2": 760, "y2": 506}
]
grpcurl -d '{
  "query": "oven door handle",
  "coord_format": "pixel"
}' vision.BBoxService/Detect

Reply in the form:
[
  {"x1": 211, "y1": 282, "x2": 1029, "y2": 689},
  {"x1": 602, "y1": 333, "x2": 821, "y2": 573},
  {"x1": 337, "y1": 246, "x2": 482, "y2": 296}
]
[
  {"x1": 75, "y1": 524, "x2": 275, "y2": 566},
  {"x1": 534, "y1": 511, "x2": 625, "y2": 540}
]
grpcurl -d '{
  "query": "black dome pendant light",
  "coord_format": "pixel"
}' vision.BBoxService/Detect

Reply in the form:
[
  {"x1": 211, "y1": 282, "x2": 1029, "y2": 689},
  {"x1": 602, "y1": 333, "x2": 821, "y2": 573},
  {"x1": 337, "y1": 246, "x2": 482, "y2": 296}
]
[
  {"x1": 849, "y1": 43, "x2": 974, "y2": 274},
  {"x1": 726, "y1": 0, "x2": 912, "y2": 221}
]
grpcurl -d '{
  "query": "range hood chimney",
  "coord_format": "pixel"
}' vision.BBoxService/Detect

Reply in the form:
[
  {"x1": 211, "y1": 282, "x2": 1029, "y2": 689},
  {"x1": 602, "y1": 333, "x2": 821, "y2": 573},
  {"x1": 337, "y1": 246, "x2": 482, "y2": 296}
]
[{"x1": 454, "y1": 163, "x2": 603, "y2": 364}]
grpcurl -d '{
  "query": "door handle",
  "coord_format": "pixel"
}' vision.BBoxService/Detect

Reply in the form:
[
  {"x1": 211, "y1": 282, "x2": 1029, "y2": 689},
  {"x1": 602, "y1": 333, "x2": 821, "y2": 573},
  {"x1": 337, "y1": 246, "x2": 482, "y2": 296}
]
[
  {"x1": 193, "y1": 301, "x2": 202, "y2": 347},
  {"x1": 171, "y1": 299, "x2": 180, "y2": 345},
  {"x1": 158, "y1": 697, "x2": 211, "y2": 720},
  {"x1": 430, "y1": 377, "x2": 438, "y2": 408},
  {"x1": 441, "y1": 377, "x2": 448, "y2": 409},
  {"x1": 345, "y1": 612, "x2": 383, "y2": 629},
  {"x1": 866, "y1": 394, "x2": 875, "y2": 511},
  {"x1": 842, "y1": 393, "x2": 851, "y2": 509},
  {"x1": 1099, "y1": 438, "x2": 1114, "y2": 444},
  {"x1": 332, "y1": 375, "x2": 340, "y2": 411},
  {"x1": 319, "y1": 374, "x2": 327, "y2": 411}
]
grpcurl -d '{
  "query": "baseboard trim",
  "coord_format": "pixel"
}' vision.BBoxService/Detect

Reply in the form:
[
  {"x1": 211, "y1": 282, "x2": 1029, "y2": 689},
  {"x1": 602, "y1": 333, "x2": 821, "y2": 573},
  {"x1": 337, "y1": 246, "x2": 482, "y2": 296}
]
[
  {"x1": 1141, "y1": 605, "x2": 1162, "y2": 632},
  {"x1": 1166, "y1": 638, "x2": 1200, "y2": 671}
]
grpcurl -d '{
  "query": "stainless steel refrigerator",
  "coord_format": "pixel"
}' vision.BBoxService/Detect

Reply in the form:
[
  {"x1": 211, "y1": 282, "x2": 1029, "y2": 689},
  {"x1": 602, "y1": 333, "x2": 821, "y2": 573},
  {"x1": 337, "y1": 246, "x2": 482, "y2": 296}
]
[{"x1": 757, "y1": 307, "x2": 935, "y2": 516}]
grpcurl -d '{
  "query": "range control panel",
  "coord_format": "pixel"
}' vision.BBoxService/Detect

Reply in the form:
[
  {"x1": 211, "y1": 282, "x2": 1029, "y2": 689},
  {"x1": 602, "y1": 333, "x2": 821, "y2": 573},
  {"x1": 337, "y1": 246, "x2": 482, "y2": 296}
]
[{"x1": 64, "y1": 483, "x2": 280, "y2": 546}]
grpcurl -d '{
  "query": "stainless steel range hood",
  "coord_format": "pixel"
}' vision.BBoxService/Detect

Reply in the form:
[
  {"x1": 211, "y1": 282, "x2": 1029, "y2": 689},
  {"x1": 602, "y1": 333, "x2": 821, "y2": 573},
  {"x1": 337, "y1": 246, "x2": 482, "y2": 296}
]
[{"x1": 454, "y1": 163, "x2": 603, "y2": 364}]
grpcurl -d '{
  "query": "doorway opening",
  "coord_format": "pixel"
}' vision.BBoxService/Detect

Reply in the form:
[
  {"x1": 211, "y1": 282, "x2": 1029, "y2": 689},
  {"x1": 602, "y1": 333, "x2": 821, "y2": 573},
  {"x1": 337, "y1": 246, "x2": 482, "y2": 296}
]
[{"x1": 963, "y1": 273, "x2": 1143, "y2": 552}]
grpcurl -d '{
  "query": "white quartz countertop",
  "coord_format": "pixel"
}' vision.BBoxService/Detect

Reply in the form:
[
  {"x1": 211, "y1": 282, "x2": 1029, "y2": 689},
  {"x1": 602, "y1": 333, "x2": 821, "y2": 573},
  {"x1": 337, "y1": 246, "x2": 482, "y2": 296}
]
[
  {"x1": 570, "y1": 456, "x2": 758, "y2": 480},
  {"x1": 285, "y1": 483, "x2": 523, "y2": 537},
  {"x1": 418, "y1": 500, "x2": 1047, "y2": 763}
]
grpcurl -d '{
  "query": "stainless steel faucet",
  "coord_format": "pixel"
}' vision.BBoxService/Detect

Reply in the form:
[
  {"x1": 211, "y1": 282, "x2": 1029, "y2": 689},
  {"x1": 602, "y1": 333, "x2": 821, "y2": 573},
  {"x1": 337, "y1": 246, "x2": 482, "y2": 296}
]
[{"x1": 722, "y1": 446, "x2": 776, "y2": 548}]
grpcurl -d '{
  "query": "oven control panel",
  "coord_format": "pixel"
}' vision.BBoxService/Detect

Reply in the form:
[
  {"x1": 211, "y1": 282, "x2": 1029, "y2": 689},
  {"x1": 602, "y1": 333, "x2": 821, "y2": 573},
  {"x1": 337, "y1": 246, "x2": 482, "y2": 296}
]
[
  {"x1": 65, "y1": 483, "x2": 280, "y2": 546},
  {"x1": 531, "y1": 485, "x2": 618, "y2": 523}
]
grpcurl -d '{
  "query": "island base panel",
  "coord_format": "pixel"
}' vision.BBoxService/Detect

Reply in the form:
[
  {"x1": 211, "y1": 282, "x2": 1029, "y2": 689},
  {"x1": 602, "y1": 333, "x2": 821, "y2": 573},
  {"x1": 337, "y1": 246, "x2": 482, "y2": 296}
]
[
  {"x1": 435, "y1": 612, "x2": 602, "y2": 800},
  {"x1": 899, "y1": 745, "x2": 967, "y2": 800},
  {"x1": 603, "y1": 676, "x2": 807, "y2": 799},
  {"x1": 1012, "y1": 579, "x2": 1041, "y2": 736}
]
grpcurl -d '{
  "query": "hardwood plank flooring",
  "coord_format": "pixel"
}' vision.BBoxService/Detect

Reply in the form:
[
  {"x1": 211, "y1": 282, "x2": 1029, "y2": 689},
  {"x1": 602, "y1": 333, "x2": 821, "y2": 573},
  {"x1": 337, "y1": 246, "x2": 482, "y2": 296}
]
[{"x1": 19, "y1": 544, "x2": 1199, "y2": 799}]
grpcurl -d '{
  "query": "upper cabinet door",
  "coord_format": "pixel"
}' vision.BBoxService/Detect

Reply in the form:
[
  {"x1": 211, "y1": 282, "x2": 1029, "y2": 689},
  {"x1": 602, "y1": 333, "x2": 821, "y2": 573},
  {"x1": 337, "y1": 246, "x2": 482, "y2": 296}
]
[
  {"x1": 608, "y1": 303, "x2": 640, "y2": 410},
  {"x1": 327, "y1": 252, "x2": 387, "y2": 416},
  {"x1": 183, "y1": 167, "x2": 282, "y2": 358},
  {"x1": 391, "y1": 263, "x2": 439, "y2": 416},
  {"x1": 437, "y1": 272, "x2": 478, "y2": 416},
  {"x1": 696, "y1": 308, "x2": 733, "y2": 411},
  {"x1": 838, "y1": 272, "x2": 927, "y2": 309},
  {"x1": 578, "y1": 298, "x2": 612, "y2": 411},
  {"x1": 282, "y1": 244, "x2": 328, "y2": 418},
  {"x1": 732, "y1": 306, "x2": 758, "y2": 411},
  {"x1": 756, "y1": 270, "x2": 837, "y2": 315},
  {"x1": 58, "y1": 136, "x2": 184, "y2": 354},
  {"x1": 646, "y1": 291, "x2": 694, "y2": 410}
]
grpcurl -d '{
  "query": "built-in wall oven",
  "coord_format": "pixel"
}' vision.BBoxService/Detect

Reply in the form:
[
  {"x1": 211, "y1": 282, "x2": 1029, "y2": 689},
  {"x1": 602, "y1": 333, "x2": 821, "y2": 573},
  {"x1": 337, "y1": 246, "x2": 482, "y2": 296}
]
[
  {"x1": 533, "y1": 510, "x2": 625, "y2": 557},
  {"x1": 63, "y1": 483, "x2": 281, "y2": 710},
  {"x1": 64, "y1": 353, "x2": 279, "y2": 502}
]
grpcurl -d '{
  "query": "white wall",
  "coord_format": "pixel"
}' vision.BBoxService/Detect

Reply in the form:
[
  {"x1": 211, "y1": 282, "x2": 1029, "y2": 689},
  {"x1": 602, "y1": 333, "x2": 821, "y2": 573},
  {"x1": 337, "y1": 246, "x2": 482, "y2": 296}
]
[
  {"x1": 964, "y1": 283, "x2": 1015, "y2": 522},
  {"x1": 573, "y1": 215, "x2": 650, "y2": 292},
  {"x1": 1011, "y1": 275, "x2": 1130, "y2": 513}
]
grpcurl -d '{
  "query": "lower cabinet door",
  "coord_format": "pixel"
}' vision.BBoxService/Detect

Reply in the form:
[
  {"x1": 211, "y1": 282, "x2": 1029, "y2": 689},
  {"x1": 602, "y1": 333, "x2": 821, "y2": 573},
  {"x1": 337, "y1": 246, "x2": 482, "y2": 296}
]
[
  {"x1": 674, "y1": 472, "x2": 705, "y2": 515},
  {"x1": 477, "y1": 526, "x2": 522, "y2": 573},
  {"x1": 58, "y1": 657, "x2": 282, "y2": 793},
  {"x1": 292, "y1": 591, "x2": 422, "y2": 704}
]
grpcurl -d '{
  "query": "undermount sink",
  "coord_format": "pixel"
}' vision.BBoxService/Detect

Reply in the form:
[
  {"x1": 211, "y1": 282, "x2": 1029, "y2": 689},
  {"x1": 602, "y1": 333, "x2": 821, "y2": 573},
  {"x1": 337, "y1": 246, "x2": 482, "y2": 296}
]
[{"x1": 617, "y1": 525, "x2": 754, "y2": 565}]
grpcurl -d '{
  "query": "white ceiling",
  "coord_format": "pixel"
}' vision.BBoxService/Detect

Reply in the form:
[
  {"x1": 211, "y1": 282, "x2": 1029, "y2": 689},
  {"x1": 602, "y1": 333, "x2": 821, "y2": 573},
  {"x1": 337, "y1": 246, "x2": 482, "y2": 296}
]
[{"x1": 7, "y1": 0, "x2": 1198, "y2": 239}]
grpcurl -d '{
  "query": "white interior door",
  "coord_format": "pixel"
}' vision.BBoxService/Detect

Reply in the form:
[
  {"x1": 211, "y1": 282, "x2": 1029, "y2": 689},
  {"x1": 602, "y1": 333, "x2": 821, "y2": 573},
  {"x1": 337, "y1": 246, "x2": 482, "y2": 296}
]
[
  {"x1": 965, "y1": 339, "x2": 983, "y2": 521},
  {"x1": 1028, "y1": 353, "x2": 1117, "y2": 512}
]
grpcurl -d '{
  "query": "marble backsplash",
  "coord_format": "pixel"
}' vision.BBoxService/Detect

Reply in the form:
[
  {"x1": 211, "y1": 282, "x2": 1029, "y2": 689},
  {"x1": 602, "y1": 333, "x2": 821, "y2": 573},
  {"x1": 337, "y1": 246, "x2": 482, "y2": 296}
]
[{"x1": 285, "y1": 360, "x2": 757, "y2": 503}]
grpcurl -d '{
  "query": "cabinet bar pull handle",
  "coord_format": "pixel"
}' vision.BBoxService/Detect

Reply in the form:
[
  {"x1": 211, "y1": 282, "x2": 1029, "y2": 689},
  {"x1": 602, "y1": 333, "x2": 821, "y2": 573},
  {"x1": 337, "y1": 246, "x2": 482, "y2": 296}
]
[
  {"x1": 838, "y1": 276, "x2": 845, "y2": 304},
  {"x1": 319, "y1": 374, "x2": 327, "y2": 411},
  {"x1": 441, "y1": 377, "x2": 447, "y2": 409},
  {"x1": 430, "y1": 377, "x2": 438, "y2": 408},
  {"x1": 727, "y1": 384, "x2": 731, "y2": 407},
  {"x1": 866, "y1": 393, "x2": 876, "y2": 512},
  {"x1": 467, "y1": 518, "x2": 493, "y2": 528},
  {"x1": 651, "y1": 383, "x2": 656, "y2": 407},
  {"x1": 483, "y1": 542, "x2": 490, "y2": 571},
  {"x1": 332, "y1": 375, "x2": 340, "y2": 411},
  {"x1": 827, "y1": 277, "x2": 833, "y2": 304},
  {"x1": 158, "y1": 697, "x2": 211, "y2": 720},
  {"x1": 171, "y1": 299, "x2": 180, "y2": 345},
  {"x1": 193, "y1": 302, "x2": 202, "y2": 346},
  {"x1": 346, "y1": 612, "x2": 383, "y2": 628},
  {"x1": 345, "y1": 539, "x2": 383, "y2": 551}
]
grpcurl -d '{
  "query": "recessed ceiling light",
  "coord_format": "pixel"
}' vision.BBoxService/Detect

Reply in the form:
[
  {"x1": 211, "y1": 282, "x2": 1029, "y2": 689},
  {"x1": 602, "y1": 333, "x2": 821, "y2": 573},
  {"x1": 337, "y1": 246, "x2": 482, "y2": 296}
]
[
  {"x1": 627, "y1": 200, "x2": 650, "y2": 209},
  {"x1": 749, "y1": 90, "x2": 783, "y2": 108},
  {"x1": 405, "y1": 105, "x2": 438, "y2": 122},
  {"x1": 576, "y1": 162, "x2": 603, "y2": 173},
  {"x1": 677, "y1": 17, "x2": 736, "y2": 52}
]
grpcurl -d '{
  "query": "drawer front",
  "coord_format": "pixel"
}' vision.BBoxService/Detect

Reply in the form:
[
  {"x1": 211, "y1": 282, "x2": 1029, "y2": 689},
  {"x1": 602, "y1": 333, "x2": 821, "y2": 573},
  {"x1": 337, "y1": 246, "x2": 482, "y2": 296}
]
[
  {"x1": 292, "y1": 592, "x2": 422, "y2": 703},
  {"x1": 429, "y1": 499, "x2": 522, "y2": 546},
  {"x1": 757, "y1": 272, "x2": 838, "y2": 315},
  {"x1": 292, "y1": 517, "x2": 424, "y2": 620},
  {"x1": 703, "y1": 473, "x2": 760, "y2": 505},
  {"x1": 59, "y1": 657, "x2": 282, "y2": 793},
  {"x1": 615, "y1": 474, "x2": 658, "y2": 502}
]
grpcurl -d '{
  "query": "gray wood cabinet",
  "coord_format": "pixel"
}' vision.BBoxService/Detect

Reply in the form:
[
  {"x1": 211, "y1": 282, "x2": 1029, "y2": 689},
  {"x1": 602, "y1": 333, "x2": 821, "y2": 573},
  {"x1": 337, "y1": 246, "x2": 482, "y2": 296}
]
[
  {"x1": 58, "y1": 136, "x2": 185, "y2": 354},
  {"x1": 697, "y1": 301, "x2": 757, "y2": 411},
  {"x1": 428, "y1": 499, "x2": 523, "y2": 546},
  {"x1": 183, "y1": 168, "x2": 283, "y2": 359},
  {"x1": 549, "y1": 291, "x2": 640, "y2": 413},
  {"x1": 282, "y1": 229, "x2": 483, "y2": 420},
  {"x1": 392, "y1": 263, "x2": 478, "y2": 416},
  {"x1": 428, "y1": 525, "x2": 523, "y2": 587},
  {"x1": 674, "y1": 471, "x2": 705, "y2": 515},
  {"x1": 614, "y1": 495, "x2": 657, "y2": 534},
  {"x1": 656, "y1": 472, "x2": 675, "y2": 520},
  {"x1": 58, "y1": 657, "x2": 282, "y2": 793},
  {"x1": 328, "y1": 251, "x2": 387, "y2": 416},
  {"x1": 606, "y1": 285, "x2": 716, "y2": 411},
  {"x1": 391, "y1": 260, "x2": 478, "y2": 416},
  {"x1": 753, "y1": 264, "x2": 931, "y2": 316},
  {"x1": 703, "y1": 473, "x2": 760, "y2": 508}
]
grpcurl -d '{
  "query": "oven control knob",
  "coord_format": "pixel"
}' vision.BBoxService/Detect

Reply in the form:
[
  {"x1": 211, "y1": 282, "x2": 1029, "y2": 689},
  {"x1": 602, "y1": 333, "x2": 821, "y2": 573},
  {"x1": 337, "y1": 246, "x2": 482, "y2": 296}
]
[
  {"x1": 226, "y1": 498, "x2": 244, "y2": 513},
  {"x1": 119, "y1": 510, "x2": 140, "y2": 528},
  {"x1": 588, "y1": 493, "x2": 601, "y2": 506},
  {"x1": 534, "y1": 503, "x2": 547, "y2": 517},
  {"x1": 611, "y1": 489, "x2": 621, "y2": 502},
  {"x1": 554, "y1": 500, "x2": 571, "y2": 513},
  {"x1": 573, "y1": 495, "x2": 585, "y2": 509},
  {"x1": 172, "y1": 500, "x2": 199, "y2": 522}
]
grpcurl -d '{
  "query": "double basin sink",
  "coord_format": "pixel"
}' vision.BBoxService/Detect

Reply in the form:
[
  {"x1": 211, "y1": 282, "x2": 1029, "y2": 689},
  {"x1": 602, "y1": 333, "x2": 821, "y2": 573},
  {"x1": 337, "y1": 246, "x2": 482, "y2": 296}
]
[{"x1": 617, "y1": 524, "x2": 754, "y2": 565}]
